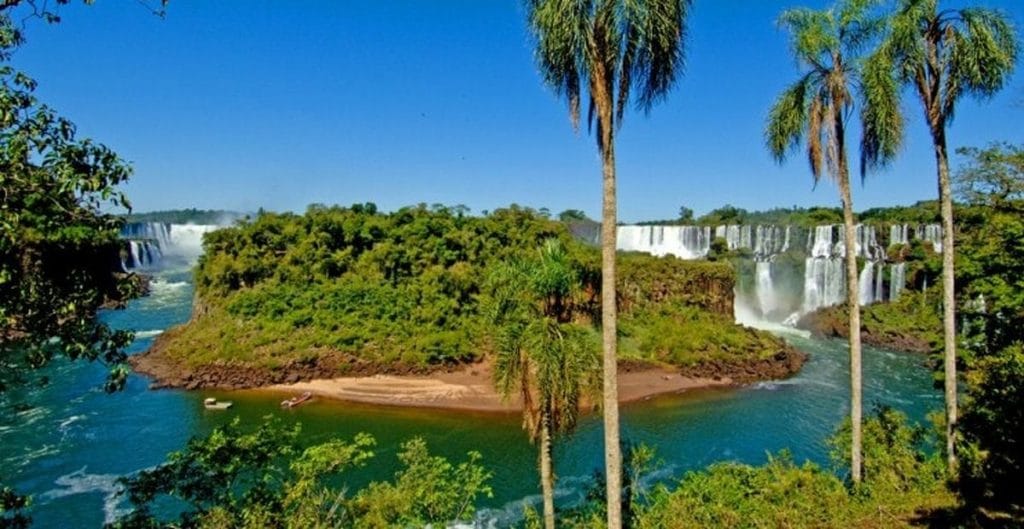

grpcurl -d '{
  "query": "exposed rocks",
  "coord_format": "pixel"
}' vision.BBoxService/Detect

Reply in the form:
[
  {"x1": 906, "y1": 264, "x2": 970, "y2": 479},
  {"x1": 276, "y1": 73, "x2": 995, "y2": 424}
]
[
  {"x1": 797, "y1": 307, "x2": 933, "y2": 354},
  {"x1": 675, "y1": 347, "x2": 807, "y2": 384}
]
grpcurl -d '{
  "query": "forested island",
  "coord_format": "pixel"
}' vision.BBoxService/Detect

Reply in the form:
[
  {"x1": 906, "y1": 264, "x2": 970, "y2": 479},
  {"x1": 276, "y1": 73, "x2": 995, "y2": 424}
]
[{"x1": 131, "y1": 204, "x2": 802, "y2": 395}]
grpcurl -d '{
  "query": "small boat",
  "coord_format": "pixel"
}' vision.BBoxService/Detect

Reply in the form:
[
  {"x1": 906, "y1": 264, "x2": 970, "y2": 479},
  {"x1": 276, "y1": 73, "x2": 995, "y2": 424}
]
[
  {"x1": 281, "y1": 391, "x2": 313, "y2": 409},
  {"x1": 203, "y1": 397, "x2": 233, "y2": 410}
]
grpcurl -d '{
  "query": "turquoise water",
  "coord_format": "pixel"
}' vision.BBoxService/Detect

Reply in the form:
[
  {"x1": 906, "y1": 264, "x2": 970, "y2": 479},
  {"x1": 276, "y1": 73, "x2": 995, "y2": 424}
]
[{"x1": 0, "y1": 264, "x2": 942, "y2": 528}]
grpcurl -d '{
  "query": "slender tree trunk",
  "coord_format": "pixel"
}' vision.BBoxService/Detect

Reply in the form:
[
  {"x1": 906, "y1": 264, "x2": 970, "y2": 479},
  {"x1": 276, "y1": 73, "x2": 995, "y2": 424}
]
[
  {"x1": 592, "y1": 71, "x2": 622, "y2": 529},
  {"x1": 539, "y1": 414, "x2": 556, "y2": 529},
  {"x1": 836, "y1": 122, "x2": 863, "y2": 485},
  {"x1": 933, "y1": 125, "x2": 958, "y2": 474}
]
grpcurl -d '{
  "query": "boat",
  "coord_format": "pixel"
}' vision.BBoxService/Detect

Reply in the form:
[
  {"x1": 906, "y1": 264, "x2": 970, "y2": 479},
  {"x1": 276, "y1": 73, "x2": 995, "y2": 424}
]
[
  {"x1": 203, "y1": 397, "x2": 233, "y2": 410},
  {"x1": 280, "y1": 391, "x2": 313, "y2": 409}
]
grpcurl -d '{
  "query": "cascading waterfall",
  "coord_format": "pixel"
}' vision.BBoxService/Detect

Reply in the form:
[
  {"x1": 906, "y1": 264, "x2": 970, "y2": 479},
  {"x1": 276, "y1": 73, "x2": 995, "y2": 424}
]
[
  {"x1": 617, "y1": 225, "x2": 712, "y2": 259},
  {"x1": 120, "y1": 222, "x2": 220, "y2": 269},
  {"x1": 617, "y1": 221, "x2": 915, "y2": 322},
  {"x1": 755, "y1": 261, "x2": 778, "y2": 316},
  {"x1": 859, "y1": 262, "x2": 875, "y2": 306},
  {"x1": 890, "y1": 224, "x2": 910, "y2": 246},
  {"x1": 916, "y1": 224, "x2": 943, "y2": 252},
  {"x1": 889, "y1": 263, "x2": 906, "y2": 301},
  {"x1": 875, "y1": 263, "x2": 885, "y2": 302}
]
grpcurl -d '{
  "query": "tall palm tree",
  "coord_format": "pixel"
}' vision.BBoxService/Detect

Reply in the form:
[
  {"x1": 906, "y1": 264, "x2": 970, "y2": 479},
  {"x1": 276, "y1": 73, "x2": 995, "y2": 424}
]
[
  {"x1": 525, "y1": 3, "x2": 690, "y2": 525},
  {"x1": 873, "y1": 0, "x2": 1018, "y2": 473},
  {"x1": 766, "y1": 0, "x2": 900, "y2": 484},
  {"x1": 487, "y1": 240, "x2": 599, "y2": 529}
]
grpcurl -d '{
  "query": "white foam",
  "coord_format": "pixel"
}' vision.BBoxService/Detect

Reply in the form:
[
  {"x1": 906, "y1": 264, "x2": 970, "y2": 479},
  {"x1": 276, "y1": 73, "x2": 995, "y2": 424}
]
[{"x1": 42, "y1": 467, "x2": 129, "y2": 525}]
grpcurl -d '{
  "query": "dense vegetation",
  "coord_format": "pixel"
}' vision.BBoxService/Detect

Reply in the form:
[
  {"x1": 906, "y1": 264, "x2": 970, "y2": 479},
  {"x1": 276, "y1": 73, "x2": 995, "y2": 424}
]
[
  {"x1": 109, "y1": 419, "x2": 492, "y2": 529},
  {"x1": 550, "y1": 408, "x2": 954, "y2": 529},
  {"x1": 636, "y1": 201, "x2": 941, "y2": 228},
  {"x1": 0, "y1": 3, "x2": 139, "y2": 395},
  {"x1": 154, "y1": 203, "x2": 785, "y2": 374}
]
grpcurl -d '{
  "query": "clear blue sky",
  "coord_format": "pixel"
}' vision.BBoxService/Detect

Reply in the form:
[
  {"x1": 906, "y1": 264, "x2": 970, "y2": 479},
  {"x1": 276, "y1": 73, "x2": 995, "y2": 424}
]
[{"x1": 13, "y1": 1, "x2": 1024, "y2": 222}]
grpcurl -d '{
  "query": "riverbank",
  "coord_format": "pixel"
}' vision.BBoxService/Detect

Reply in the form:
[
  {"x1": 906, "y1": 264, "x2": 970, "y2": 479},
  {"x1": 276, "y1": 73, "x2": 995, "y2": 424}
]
[
  {"x1": 261, "y1": 360, "x2": 736, "y2": 412},
  {"x1": 130, "y1": 335, "x2": 806, "y2": 411}
]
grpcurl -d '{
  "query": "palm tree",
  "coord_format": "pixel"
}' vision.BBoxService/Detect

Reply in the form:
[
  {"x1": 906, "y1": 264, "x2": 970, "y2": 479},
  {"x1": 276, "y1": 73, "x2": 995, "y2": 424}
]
[
  {"x1": 873, "y1": 0, "x2": 1018, "y2": 474},
  {"x1": 525, "y1": 3, "x2": 690, "y2": 525},
  {"x1": 766, "y1": 0, "x2": 900, "y2": 484},
  {"x1": 487, "y1": 240, "x2": 599, "y2": 529}
]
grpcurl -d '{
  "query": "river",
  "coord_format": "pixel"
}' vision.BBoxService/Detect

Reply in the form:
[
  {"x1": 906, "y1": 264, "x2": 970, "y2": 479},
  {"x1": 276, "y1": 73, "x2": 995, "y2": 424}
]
[{"x1": 0, "y1": 261, "x2": 942, "y2": 528}]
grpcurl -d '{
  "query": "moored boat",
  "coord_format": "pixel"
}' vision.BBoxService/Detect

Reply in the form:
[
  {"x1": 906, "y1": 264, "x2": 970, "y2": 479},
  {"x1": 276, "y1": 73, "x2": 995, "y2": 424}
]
[
  {"x1": 281, "y1": 391, "x2": 313, "y2": 409},
  {"x1": 203, "y1": 397, "x2": 233, "y2": 410}
]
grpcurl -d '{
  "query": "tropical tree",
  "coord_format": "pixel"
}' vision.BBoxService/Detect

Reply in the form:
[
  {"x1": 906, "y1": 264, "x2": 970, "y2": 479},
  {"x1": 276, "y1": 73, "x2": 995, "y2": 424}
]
[
  {"x1": 486, "y1": 240, "x2": 599, "y2": 529},
  {"x1": 766, "y1": 0, "x2": 901, "y2": 484},
  {"x1": 525, "y1": 3, "x2": 690, "y2": 525},
  {"x1": 872, "y1": 0, "x2": 1018, "y2": 473}
]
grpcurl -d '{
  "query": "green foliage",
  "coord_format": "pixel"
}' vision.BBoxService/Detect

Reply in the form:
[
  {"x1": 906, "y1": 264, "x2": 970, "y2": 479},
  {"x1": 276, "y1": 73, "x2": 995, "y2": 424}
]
[
  {"x1": 110, "y1": 419, "x2": 492, "y2": 529},
  {"x1": 958, "y1": 344, "x2": 1024, "y2": 513},
  {"x1": 171, "y1": 205, "x2": 783, "y2": 375},
  {"x1": 0, "y1": 485, "x2": 29, "y2": 529},
  {"x1": 767, "y1": 0, "x2": 897, "y2": 183},
  {"x1": 619, "y1": 304, "x2": 787, "y2": 368},
  {"x1": 695, "y1": 204, "x2": 749, "y2": 225},
  {"x1": 346, "y1": 438, "x2": 493, "y2": 528},
  {"x1": 171, "y1": 204, "x2": 572, "y2": 368},
  {"x1": 527, "y1": 0, "x2": 691, "y2": 132},
  {"x1": 858, "y1": 200, "x2": 940, "y2": 224},
  {"x1": 558, "y1": 209, "x2": 590, "y2": 222},
  {"x1": 631, "y1": 409, "x2": 952, "y2": 529},
  {"x1": 829, "y1": 406, "x2": 946, "y2": 494},
  {"x1": 485, "y1": 239, "x2": 601, "y2": 440},
  {"x1": 806, "y1": 286, "x2": 943, "y2": 354},
  {"x1": 0, "y1": 5, "x2": 141, "y2": 393},
  {"x1": 883, "y1": 0, "x2": 1018, "y2": 130},
  {"x1": 955, "y1": 143, "x2": 1024, "y2": 209},
  {"x1": 617, "y1": 254, "x2": 735, "y2": 315},
  {"x1": 954, "y1": 145, "x2": 1024, "y2": 359}
]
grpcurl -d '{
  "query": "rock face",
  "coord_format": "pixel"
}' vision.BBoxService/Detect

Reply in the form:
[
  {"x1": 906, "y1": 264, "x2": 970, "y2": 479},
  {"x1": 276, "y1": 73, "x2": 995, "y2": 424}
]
[
  {"x1": 617, "y1": 256, "x2": 735, "y2": 316},
  {"x1": 675, "y1": 349, "x2": 808, "y2": 383},
  {"x1": 797, "y1": 306, "x2": 934, "y2": 354}
]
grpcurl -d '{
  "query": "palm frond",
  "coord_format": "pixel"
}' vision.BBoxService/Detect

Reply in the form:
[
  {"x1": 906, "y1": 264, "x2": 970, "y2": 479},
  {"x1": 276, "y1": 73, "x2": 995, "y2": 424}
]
[
  {"x1": 766, "y1": 75, "x2": 813, "y2": 163},
  {"x1": 860, "y1": 47, "x2": 904, "y2": 179}
]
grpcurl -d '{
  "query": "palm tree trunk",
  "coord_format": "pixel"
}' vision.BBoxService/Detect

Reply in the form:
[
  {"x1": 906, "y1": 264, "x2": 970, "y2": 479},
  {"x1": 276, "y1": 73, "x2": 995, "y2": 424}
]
[
  {"x1": 592, "y1": 66, "x2": 623, "y2": 529},
  {"x1": 539, "y1": 415, "x2": 556, "y2": 529},
  {"x1": 836, "y1": 126, "x2": 863, "y2": 485},
  {"x1": 933, "y1": 126, "x2": 958, "y2": 474}
]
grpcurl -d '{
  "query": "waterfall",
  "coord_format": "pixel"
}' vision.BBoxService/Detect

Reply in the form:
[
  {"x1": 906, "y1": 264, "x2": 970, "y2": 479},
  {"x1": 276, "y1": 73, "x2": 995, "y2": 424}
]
[
  {"x1": 755, "y1": 261, "x2": 777, "y2": 317},
  {"x1": 859, "y1": 262, "x2": 875, "y2": 305},
  {"x1": 875, "y1": 263, "x2": 885, "y2": 302},
  {"x1": 915, "y1": 224, "x2": 943, "y2": 252},
  {"x1": 615, "y1": 220, "x2": 913, "y2": 321},
  {"x1": 889, "y1": 224, "x2": 910, "y2": 246},
  {"x1": 802, "y1": 255, "x2": 845, "y2": 313},
  {"x1": 617, "y1": 225, "x2": 711, "y2": 259},
  {"x1": 890, "y1": 263, "x2": 906, "y2": 301},
  {"x1": 121, "y1": 222, "x2": 220, "y2": 269}
]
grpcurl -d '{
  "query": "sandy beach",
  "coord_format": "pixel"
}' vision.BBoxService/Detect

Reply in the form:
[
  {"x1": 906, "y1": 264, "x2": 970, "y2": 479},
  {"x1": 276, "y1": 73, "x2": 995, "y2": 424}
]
[{"x1": 265, "y1": 360, "x2": 733, "y2": 412}]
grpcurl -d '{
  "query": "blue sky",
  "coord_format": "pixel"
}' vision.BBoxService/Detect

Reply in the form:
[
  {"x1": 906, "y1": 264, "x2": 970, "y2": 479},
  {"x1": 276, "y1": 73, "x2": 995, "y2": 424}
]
[{"x1": 13, "y1": 0, "x2": 1024, "y2": 222}]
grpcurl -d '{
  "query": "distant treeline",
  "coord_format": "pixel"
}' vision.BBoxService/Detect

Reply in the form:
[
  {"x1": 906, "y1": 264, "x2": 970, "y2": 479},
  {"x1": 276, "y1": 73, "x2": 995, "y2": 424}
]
[
  {"x1": 631, "y1": 200, "x2": 941, "y2": 227},
  {"x1": 124, "y1": 208, "x2": 248, "y2": 225}
]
